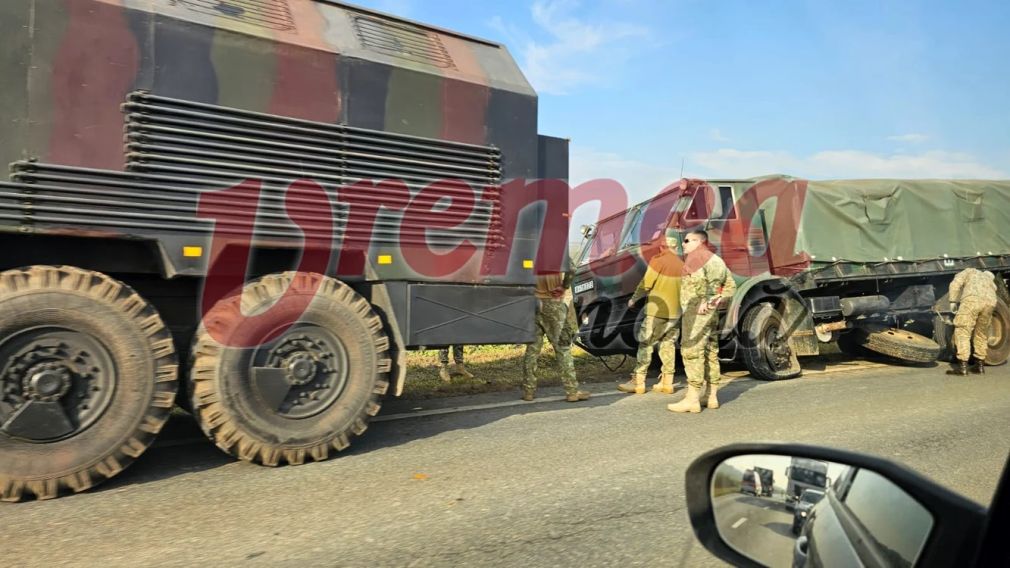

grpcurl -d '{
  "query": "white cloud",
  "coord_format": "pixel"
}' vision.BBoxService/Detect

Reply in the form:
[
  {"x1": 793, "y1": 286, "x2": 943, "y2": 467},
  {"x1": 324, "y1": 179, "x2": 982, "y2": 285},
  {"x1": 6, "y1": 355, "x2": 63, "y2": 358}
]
[
  {"x1": 886, "y1": 133, "x2": 930, "y2": 144},
  {"x1": 492, "y1": 0, "x2": 649, "y2": 95},
  {"x1": 688, "y1": 148, "x2": 1006, "y2": 179}
]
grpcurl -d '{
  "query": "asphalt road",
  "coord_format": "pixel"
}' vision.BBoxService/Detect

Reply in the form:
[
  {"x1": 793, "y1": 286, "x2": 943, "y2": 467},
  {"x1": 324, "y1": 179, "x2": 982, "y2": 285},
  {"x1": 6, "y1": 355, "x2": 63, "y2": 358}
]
[
  {"x1": 713, "y1": 493, "x2": 796, "y2": 567},
  {"x1": 4, "y1": 359, "x2": 1009, "y2": 567}
]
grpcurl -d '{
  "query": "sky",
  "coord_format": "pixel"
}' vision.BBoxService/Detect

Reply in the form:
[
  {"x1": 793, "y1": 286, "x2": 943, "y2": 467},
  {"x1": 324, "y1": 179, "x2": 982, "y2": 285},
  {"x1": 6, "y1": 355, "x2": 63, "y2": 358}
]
[{"x1": 353, "y1": 0, "x2": 1010, "y2": 205}]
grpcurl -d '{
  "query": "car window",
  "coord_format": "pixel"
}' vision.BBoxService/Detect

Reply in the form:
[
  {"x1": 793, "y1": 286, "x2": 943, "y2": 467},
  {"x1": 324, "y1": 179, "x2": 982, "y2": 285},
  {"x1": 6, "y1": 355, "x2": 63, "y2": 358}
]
[{"x1": 841, "y1": 468, "x2": 933, "y2": 567}]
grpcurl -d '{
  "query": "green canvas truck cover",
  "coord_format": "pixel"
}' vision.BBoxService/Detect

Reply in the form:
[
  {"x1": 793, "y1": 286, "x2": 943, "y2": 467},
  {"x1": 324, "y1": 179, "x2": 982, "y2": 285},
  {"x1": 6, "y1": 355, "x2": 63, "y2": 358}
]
[{"x1": 756, "y1": 176, "x2": 1010, "y2": 266}]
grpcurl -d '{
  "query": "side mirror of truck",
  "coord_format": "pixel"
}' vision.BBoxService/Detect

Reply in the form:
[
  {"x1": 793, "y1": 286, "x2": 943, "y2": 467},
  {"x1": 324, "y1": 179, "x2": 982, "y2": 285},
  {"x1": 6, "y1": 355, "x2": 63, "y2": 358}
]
[
  {"x1": 580, "y1": 224, "x2": 594, "y2": 238},
  {"x1": 685, "y1": 443, "x2": 991, "y2": 568}
]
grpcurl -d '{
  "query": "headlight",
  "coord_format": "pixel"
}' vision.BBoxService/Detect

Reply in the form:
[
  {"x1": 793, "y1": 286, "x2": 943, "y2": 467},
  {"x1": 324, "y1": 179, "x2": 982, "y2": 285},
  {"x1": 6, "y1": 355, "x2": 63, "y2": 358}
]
[
  {"x1": 581, "y1": 315, "x2": 589, "y2": 326},
  {"x1": 800, "y1": 511, "x2": 808, "y2": 517}
]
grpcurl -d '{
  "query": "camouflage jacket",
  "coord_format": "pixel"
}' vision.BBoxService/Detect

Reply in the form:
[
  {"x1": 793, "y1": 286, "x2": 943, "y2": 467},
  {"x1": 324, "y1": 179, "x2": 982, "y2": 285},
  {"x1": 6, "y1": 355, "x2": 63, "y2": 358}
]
[
  {"x1": 949, "y1": 268, "x2": 997, "y2": 303},
  {"x1": 680, "y1": 252, "x2": 735, "y2": 309}
]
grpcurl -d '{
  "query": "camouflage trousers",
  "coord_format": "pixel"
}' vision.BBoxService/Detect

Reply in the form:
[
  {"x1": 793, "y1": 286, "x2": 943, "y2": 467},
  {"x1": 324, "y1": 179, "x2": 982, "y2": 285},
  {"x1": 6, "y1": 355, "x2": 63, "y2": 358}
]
[
  {"x1": 953, "y1": 297, "x2": 997, "y2": 361},
  {"x1": 438, "y1": 345, "x2": 464, "y2": 366},
  {"x1": 634, "y1": 315, "x2": 680, "y2": 376},
  {"x1": 522, "y1": 298, "x2": 579, "y2": 394},
  {"x1": 681, "y1": 304, "x2": 722, "y2": 388}
]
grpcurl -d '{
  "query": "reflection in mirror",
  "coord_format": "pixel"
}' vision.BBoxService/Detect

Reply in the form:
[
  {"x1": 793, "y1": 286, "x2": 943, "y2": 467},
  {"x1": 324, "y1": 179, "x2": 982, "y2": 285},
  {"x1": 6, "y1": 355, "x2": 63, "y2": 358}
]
[{"x1": 710, "y1": 454, "x2": 933, "y2": 568}]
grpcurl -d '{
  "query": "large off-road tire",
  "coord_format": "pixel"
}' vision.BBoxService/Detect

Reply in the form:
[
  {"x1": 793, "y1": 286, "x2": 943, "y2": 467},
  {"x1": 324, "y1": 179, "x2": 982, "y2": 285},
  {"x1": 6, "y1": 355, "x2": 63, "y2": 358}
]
[
  {"x1": 190, "y1": 272, "x2": 390, "y2": 466},
  {"x1": 739, "y1": 302, "x2": 803, "y2": 381},
  {"x1": 858, "y1": 325, "x2": 940, "y2": 363},
  {"x1": 0, "y1": 266, "x2": 178, "y2": 501},
  {"x1": 932, "y1": 298, "x2": 1009, "y2": 365},
  {"x1": 983, "y1": 297, "x2": 1010, "y2": 366}
]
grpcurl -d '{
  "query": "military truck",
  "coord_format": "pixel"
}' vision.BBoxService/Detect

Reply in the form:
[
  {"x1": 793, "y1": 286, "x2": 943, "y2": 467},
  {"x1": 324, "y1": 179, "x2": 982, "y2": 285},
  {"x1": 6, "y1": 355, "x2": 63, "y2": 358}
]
[
  {"x1": 573, "y1": 176, "x2": 1010, "y2": 380},
  {"x1": 754, "y1": 466, "x2": 774, "y2": 498},
  {"x1": 785, "y1": 457, "x2": 828, "y2": 510},
  {"x1": 0, "y1": 0, "x2": 569, "y2": 501}
]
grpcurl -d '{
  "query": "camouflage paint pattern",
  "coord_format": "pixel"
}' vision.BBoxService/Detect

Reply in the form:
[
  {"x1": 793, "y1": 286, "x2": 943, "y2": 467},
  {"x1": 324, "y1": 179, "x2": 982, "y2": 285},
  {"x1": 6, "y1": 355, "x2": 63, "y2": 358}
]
[
  {"x1": 0, "y1": 0, "x2": 546, "y2": 285},
  {"x1": 522, "y1": 298, "x2": 579, "y2": 395},
  {"x1": 633, "y1": 315, "x2": 679, "y2": 376},
  {"x1": 681, "y1": 253, "x2": 736, "y2": 388},
  {"x1": 953, "y1": 298, "x2": 997, "y2": 362},
  {"x1": 438, "y1": 345, "x2": 464, "y2": 366}
]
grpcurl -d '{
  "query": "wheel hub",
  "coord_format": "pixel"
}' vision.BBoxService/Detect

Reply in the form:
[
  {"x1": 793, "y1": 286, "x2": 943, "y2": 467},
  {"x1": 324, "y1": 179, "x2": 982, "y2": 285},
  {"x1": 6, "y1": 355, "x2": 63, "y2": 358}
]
[
  {"x1": 0, "y1": 327, "x2": 117, "y2": 442},
  {"x1": 250, "y1": 326, "x2": 350, "y2": 419},
  {"x1": 24, "y1": 363, "x2": 72, "y2": 401},
  {"x1": 286, "y1": 355, "x2": 317, "y2": 385}
]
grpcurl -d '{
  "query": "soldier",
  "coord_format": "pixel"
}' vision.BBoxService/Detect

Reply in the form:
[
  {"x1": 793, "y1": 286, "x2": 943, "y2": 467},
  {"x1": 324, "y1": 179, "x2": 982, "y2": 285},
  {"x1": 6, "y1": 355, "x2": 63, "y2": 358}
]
[
  {"x1": 437, "y1": 345, "x2": 474, "y2": 382},
  {"x1": 669, "y1": 230, "x2": 736, "y2": 414},
  {"x1": 619, "y1": 233, "x2": 683, "y2": 394},
  {"x1": 522, "y1": 271, "x2": 591, "y2": 402},
  {"x1": 946, "y1": 268, "x2": 999, "y2": 376}
]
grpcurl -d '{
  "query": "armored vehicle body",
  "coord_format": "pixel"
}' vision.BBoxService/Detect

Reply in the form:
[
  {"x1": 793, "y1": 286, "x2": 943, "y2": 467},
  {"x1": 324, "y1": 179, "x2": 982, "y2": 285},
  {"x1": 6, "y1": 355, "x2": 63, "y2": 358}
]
[{"x1": 0, "y1": 0, "x2": 567, "y2": 500}]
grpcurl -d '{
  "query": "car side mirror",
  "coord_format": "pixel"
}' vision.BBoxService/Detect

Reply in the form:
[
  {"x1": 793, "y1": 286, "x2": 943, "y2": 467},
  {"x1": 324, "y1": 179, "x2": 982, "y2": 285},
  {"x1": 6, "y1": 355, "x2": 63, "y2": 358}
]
[{"x1": 685, "y1": 443, "x2": 988, "y2": 567}]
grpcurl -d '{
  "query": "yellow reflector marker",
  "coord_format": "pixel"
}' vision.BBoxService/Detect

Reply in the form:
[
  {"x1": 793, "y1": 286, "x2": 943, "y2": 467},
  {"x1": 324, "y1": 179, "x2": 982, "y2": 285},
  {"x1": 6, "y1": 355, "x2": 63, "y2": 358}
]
[
  {"x1": 523, "y1": 259, "x2": 534, "y2": 269},
  {"x1": 182, "y1": 246, "x2": 203, "y2": 258},
  {"x1": 377, "y1": 254, "x2": 393, "y2": 265}
]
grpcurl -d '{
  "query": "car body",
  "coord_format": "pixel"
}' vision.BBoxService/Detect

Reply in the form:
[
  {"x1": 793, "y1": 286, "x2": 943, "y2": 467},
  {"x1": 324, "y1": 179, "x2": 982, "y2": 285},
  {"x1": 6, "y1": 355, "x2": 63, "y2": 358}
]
[
  {"x1": 686, "y1": 443, "x2": 1007, "y2": 567},
  {"x1": 791, "y1": 488, "x2": 825, "y2": 535}
]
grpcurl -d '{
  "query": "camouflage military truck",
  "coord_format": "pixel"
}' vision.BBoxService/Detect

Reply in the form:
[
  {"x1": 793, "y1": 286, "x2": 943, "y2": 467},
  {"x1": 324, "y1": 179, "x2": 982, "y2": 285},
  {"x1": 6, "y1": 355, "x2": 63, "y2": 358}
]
[
  {"x1": 0, "y1": 0, "x2": 570, "y2": 501},
  {"x1": 572, "y1": 176, "x2": 1010, "y2": 380}
]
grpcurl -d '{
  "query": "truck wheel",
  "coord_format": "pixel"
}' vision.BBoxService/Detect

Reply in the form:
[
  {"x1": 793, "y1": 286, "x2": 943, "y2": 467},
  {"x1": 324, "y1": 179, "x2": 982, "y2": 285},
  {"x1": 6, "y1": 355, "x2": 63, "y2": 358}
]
[
  {"x1": 933, "y1": 314, "x2": 955, "y2": 362},
  {"x1": 984, "y1": 298, "x2": 1010, "y2": 366},
  {"x1": 190, "y1": 272, "x2": 390, "y2": 466},
  {"x1": 740, "y1": 303, "x2": 802, "y2": 381},
  {"x1": 0, "y1": 266, "x2": 177, "y2": 501},
  {"x1": 858, "y1": 325, "x2": 940, "y2": 363}
]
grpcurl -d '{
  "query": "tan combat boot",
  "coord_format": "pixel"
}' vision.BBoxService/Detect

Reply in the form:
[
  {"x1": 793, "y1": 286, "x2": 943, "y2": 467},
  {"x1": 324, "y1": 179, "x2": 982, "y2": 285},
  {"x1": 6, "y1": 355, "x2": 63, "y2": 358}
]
[
  {"x1": 438, "y1": 364, "x2": 452, "y2": 382},
  {"x1": 453, "y1": 362, "x2": 475, "y2": 379},
  {"x1": 652, "y1": 373, "x2": 675, "y2": 394},
  {"x1": 617, "y1": 373, "x2": 646, "y2": 394},
  {"x1": 705, "y1": 384, "x2": 720, "y2": 409},
  {"x1": 667, "y1": 385, "x2": 702, "y2": 413},
  {"x1": 566, "y1": 390, "x2": 591, "y2": 402}
]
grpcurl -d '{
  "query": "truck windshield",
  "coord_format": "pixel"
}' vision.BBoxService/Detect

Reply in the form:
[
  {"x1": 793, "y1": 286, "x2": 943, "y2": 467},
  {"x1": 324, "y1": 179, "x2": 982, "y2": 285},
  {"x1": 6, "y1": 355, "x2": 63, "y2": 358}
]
[
  {"x1": 581, "y1": 215, "x2": 627, "y2": 264},
  {"x1": 793, "y1": 469, "x2": 827, "y2": 487},
  {"x1": 621, "y1": 189, "x2": 688, "y2": 247}
]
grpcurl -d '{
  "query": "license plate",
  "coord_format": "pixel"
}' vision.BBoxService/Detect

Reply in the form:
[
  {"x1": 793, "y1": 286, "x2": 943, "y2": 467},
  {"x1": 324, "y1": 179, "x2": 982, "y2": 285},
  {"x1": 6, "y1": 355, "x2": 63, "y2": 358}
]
[{"x1": 574, "y1": 280, "x2": 594, "y2": 294}]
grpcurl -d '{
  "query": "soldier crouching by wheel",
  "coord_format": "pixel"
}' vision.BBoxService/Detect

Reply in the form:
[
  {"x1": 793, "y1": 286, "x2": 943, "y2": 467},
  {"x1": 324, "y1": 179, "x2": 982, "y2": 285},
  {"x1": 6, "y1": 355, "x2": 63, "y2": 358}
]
[{"x1": 947, "y1": 268, "x2": 998, "y2": 376}]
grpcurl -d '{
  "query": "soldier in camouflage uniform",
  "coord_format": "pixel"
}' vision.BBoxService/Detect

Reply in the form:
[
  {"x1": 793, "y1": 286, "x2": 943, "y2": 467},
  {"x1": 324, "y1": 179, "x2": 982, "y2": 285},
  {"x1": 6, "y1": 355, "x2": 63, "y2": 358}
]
[
  {"x1": 522, "y1": 272, "x2": 590, "y2": 402},
  {"x1": 947, "y1": 268, "x2": 999, "y2": 375},
  {"x1": 619, "y1": 234, "x2": 683, "y2": 395},
  {"x1": 669, "y1": 230, "x2": 736, "y2": 414},
  {"x1": 437, "y1": 345, "x2": 474, "y2": 382}
]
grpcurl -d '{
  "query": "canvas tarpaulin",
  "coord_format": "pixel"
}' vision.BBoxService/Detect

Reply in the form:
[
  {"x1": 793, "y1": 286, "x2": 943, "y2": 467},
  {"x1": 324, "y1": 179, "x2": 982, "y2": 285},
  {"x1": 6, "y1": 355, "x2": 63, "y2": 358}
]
[{"x1": 767, "y1": 177, "x2": 1010, "y2": 266}]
